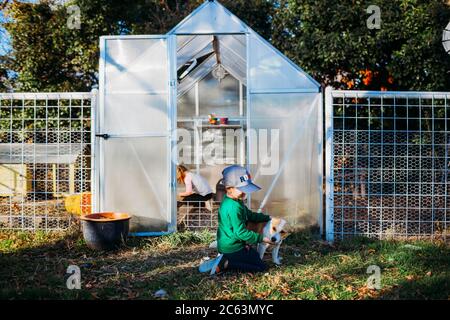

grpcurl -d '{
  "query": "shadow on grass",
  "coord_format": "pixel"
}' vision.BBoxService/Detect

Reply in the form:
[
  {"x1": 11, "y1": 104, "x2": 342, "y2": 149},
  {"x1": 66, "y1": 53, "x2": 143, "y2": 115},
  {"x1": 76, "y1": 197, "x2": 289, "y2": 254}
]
[
  {"x1": 0, "y1": 227, "x2": 448, "y2": 300},
  {"x1": 0, "y1": 227, "x2": 221, "y2": 299}
]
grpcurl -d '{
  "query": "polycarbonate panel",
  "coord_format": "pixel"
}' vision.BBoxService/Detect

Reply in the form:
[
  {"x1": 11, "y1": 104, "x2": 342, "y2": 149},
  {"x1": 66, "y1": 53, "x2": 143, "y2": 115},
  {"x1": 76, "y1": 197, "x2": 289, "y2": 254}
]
[
  {"x1": 177, "y1": 54, "x2": 246, "y2": 98},
  {"x1": 201, "y1": 127, "x2": 243, "y2": 164},
  {"x1": 221, "y1": 51, "x2": 246, "y2": 84},
  {"x1": 177, "y1": 86, "x2": 196, "y2": 118},
  {"x1": 199, "y1": 72, "x2": 240, "y2": 117},
  {"x1": 177, "y1": 35, "x2": 213, "y2": 68},
  {"x1": 102, "y1": 137, "x2": 169, "y2": 233},
  {"x1": 218, "y1": 35, "x2": 246, "y2": 84},
  {"x1": 177, "y1": 54, "x2": 216, "y2": 97},
  {"x1": 172, "y1": 1, "x2": 246, "y2": 34},
  {"x1": 100, "y1": 36, "x2": 172, "y2": 234},
  {"x1": 104, "y1": 94, "x2": 169, "y2": 134},
  {"x1": 176, "y1": 122, "x2": 195, "y2": 164},
  {"x1": 176, "y1": 34, "x2": 247, "y2": 97},
  {"x1": 198, "y1": 164, "x2": 229, "y2": 193},
  {"x1": 249, "y1": 93, "x2": 321, "y2": 227},
  {"x1": 105, "y1": 38, "x2": 168, "y2": 93},
  {"x1": 177, "y1": 35, "x2": 193, "y2": 49},
  {"x1": 170, "y1": 0, "x2": 319, "y2": 92},
  {"x1": 249, "y1": 34, "x2": 319, "y2": 91},
  {"x1": 218, "y1": 35, "x2": 246, "y2": 62}
]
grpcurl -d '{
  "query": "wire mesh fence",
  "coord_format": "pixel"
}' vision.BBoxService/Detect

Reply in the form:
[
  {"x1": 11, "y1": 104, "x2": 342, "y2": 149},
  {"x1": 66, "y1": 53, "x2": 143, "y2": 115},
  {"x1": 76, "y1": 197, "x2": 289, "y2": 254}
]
[
  {"x1": 177, "y1": 200, "x2": 220, "y2": 231},
  {"x1": 326, "y1": 89, "x2": 450, "y2": 241},
  {"x1": 0, "y1": 93, "x2": 94, "y2": 231},
  {"x1": 3, "y1": 88, "x2": 450, "y2": 238}
]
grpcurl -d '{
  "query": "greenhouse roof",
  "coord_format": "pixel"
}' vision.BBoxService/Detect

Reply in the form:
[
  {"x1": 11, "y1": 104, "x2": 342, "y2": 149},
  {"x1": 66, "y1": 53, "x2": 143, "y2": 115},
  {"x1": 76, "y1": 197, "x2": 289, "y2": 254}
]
[{"x1": 169, "y1": 0, "x2": 320, "y2": 96}]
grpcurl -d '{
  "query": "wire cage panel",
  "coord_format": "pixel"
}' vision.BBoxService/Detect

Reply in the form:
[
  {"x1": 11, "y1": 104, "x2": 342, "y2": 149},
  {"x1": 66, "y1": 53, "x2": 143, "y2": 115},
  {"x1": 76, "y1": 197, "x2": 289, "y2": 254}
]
[
  {"x1": 177, "y1": 200, "x2": 277, "y2": 232},
  {"x1": 0, "y1": 93, "x2": 94, "y2": 231},
  {"x1": 177, "y1": 200, "x2": 220, "y2": 231},
  {"x1": 326, "y1": 89, "x2": 449, "y2": 241}
]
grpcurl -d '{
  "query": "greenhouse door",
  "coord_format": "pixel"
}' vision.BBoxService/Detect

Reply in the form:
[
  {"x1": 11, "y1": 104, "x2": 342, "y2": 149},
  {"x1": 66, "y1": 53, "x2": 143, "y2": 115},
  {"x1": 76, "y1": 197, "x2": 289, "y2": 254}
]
[{"x1": 96, "y1": 35, "x2": 177, "y2": 235}]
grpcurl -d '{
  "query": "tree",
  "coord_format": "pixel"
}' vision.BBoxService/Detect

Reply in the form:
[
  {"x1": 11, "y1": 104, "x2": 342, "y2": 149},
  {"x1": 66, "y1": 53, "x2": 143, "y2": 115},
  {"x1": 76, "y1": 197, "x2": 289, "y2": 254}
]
[
  {"x1": 0, "y1": 0, "x2": 274, "y2": 92},
  {"x1": 0, "y1": 56, "x2": 14, "y2": 91},
  {"x1": 271, "y1": 0, "x2": 450, "y2": 91}
]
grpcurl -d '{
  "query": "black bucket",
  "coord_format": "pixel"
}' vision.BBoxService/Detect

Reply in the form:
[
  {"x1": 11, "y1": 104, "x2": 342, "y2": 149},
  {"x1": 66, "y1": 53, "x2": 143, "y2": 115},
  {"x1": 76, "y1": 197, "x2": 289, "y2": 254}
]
[{"x1": 80, "y1": 213, "x2": 131, "y2": 251}]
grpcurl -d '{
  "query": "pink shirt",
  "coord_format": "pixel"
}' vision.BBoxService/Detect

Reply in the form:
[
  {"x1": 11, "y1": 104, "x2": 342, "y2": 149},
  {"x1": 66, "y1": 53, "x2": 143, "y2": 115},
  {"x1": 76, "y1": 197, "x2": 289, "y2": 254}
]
[
  {"x1": 183, "y1": 172, "x2": 213, "y2": 196},
  {"x1": 183, "y1": 173, "x2": 194, "y2": 194}
]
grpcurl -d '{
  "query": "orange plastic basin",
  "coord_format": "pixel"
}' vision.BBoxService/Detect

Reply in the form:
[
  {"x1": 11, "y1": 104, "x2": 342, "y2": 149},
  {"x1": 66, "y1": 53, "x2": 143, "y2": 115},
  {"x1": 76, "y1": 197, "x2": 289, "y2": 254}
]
[{"x1": 80, "y1": 212, "x2": 131, "y2": 222}]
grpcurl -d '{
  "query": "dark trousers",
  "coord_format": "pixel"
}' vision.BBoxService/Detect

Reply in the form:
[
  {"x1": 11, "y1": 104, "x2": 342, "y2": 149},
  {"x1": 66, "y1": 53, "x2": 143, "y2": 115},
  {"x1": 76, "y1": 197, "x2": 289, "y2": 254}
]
[
  {"x1": 177, "y1": 193, "x2": 214, "y2": 208},
  {"x1": 223, "y1": 245, "x2": 267, "y2": 273}
]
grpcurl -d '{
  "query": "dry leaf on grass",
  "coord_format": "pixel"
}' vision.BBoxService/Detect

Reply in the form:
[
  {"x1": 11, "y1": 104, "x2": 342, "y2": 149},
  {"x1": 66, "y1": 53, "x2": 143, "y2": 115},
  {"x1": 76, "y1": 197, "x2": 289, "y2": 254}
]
[
  {"x1": 254, "y1": 290, "x2": 272, "y2": 299},
  {"x1": 356, "y1": 285, "x2": 380, "y2": 299},
  {"x1": 405, "y1": 275, "x2": 417, "y2": 281},
  {"x1": 320, "y1": 274, "x2": 335, "y2": 281},
  {"x1": 345, "y1": 285, "x2": 354, "y2": 292}
]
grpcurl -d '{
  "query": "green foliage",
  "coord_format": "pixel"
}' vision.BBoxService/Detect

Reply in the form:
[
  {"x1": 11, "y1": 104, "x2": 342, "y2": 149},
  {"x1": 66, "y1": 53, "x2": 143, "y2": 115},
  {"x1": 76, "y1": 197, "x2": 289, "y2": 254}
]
[
  {"x1": 2, "y1": 0, "x2": 120, "y2": 91},
  {"x1": 0, "y1": 0, "x2": 273, "y2": 92},
  {"x1": 0, "y1": 97, "x2": 88, "y2": 143},
  {"x1": 272, "y1": 0, "x2": 450, "y2": 90},
  {"x1": 0, "y1": 59, "x2": 14, "y2": 91},
  {"x1": 1, "y1": 0, "x2": 449, "y2": 92}
]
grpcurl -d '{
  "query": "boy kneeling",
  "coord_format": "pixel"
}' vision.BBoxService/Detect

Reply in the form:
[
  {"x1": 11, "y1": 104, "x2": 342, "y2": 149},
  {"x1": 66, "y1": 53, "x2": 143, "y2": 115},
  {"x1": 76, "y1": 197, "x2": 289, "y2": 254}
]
[{"x1": 211, "y1": 165, "x2": 274, "y2": 274}]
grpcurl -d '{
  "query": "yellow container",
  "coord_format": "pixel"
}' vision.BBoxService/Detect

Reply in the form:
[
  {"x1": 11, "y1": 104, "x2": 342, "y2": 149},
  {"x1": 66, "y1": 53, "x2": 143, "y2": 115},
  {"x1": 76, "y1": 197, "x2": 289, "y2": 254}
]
[{"x1": 65, "y1": 192, "x2": 92, "y2": 215}]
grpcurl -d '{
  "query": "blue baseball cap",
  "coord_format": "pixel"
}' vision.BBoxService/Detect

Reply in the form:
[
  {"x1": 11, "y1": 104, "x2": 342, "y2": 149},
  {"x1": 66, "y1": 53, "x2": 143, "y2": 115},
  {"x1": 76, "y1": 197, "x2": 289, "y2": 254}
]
[{"x1": 222, "y1": 165, "x2": 261, "y2": 194}]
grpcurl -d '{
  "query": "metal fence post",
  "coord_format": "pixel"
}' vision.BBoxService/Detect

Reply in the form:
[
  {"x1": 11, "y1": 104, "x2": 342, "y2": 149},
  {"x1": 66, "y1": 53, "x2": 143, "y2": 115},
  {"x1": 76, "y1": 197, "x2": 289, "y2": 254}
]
[
  {"x1": 325, "y1": 86, "x2": 334, "y2": 242},
  {"x1": 90, "y1": 88, "x2": 98, "y2": 214}
]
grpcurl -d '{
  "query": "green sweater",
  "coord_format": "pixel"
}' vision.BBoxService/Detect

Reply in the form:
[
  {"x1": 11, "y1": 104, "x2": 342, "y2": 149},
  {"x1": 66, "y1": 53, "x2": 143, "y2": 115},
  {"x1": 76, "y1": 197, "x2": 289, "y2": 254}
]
[{"x1": 217, "y1": 195, "x2": 271, "y2": 254}]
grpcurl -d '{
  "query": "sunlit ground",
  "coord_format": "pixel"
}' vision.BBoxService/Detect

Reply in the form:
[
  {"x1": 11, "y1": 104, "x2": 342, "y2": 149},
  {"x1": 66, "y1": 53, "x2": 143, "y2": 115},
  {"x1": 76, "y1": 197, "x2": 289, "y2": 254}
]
[{"x1": 0, "y1": 225, "x2": 449, "y2": 300}]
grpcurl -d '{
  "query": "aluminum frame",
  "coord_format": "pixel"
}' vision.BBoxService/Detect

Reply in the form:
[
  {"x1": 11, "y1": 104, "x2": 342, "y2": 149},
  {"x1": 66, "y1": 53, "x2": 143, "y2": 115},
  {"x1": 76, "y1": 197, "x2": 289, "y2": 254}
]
[{"x1": 97, "y1": 35, "x2": 176, "y2": 236}]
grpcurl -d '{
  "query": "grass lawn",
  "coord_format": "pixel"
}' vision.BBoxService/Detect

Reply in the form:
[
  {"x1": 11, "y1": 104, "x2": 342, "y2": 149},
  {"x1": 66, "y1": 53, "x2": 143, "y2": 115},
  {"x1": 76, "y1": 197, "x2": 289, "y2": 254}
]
[{"x1": 0, "y1": 225, "x2": 449, "y2": 300}]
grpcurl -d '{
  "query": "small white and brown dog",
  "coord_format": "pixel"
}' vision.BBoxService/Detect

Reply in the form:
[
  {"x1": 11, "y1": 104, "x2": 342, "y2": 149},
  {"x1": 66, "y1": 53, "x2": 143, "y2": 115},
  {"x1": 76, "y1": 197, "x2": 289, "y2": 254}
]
[
  {"x1": 209, "y1": 217, "x2": 288, "y2": 265},
  {"x1": 246, "y1": 217, "x2": 288, "y2": 265}
]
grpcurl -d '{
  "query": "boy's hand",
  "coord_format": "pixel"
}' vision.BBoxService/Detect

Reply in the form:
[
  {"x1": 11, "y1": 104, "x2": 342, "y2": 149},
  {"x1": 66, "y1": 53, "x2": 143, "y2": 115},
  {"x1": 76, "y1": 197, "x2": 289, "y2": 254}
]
[{"x1": 262, "y1": 237, "x2": 275, "y2": 244}]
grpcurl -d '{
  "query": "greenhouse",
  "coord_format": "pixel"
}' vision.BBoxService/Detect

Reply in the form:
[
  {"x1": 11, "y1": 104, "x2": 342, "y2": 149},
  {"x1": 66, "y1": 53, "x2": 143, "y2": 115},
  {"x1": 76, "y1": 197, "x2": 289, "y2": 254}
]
[{"x1": 95, "y1": 0, "x2": 323, "y2": 235}]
